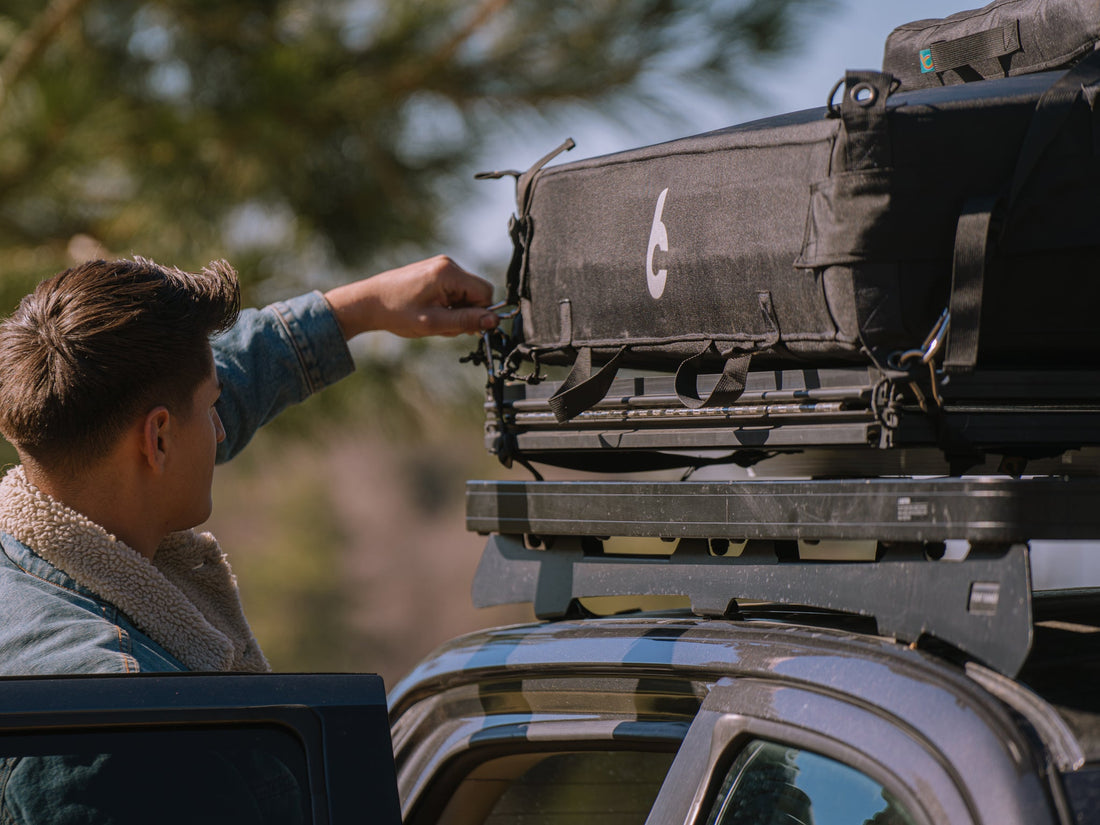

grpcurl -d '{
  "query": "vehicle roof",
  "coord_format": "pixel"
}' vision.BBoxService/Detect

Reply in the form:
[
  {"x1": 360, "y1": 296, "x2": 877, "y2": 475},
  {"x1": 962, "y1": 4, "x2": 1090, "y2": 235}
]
[
  {"x1": 1022, "y1": 589, "x2": 1100, "y2": 756},
  {"x1": 391, "y1": 603, "x2": 1100, "y2": 766}
]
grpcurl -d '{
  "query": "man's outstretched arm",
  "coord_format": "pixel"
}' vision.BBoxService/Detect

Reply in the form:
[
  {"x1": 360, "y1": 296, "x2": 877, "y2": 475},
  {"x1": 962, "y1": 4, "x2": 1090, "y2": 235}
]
[
  {"x1": 323, "y1": 255, "x2": 499, "y2": 340},
  {"x1": 213, "y1": 255, "x2": 497, "y2": 462}
]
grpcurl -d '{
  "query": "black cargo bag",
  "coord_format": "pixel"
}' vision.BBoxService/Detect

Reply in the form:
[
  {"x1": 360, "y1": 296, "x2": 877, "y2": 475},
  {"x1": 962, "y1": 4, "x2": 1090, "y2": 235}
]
[
  {"x1": 488, "y1": 49, "x2": 1100, "y2": 423},
  {"x1": 884, "y1": 0, "x2": 1100, "y2": 90}
]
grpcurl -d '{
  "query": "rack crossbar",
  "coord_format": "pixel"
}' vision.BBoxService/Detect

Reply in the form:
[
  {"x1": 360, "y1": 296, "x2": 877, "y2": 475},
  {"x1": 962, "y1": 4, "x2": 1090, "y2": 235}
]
[
  {"x1": 473, "y1": 535, "x2": 1033, "y2": 677},
  {"x1": 466, "y1": 477, "x2": 1100, "y2": 543}
]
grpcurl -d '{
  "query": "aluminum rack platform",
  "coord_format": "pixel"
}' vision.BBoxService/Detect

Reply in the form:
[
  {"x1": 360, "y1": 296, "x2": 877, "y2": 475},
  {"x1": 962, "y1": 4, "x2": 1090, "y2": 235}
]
[{"x1": 466, "y1": 476, "x2": 1100, "y2": 678}]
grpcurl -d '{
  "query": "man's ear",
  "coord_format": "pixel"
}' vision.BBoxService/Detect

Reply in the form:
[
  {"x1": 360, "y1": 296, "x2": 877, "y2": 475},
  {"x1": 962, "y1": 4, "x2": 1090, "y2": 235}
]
[{"x1": 140, "y1": 406, "x2": 172, "y2": 473}]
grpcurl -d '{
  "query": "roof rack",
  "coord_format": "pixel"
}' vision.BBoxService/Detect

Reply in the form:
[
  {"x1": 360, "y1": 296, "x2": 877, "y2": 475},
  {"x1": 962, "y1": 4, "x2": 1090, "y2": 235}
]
[
  {"x1": 485, "y1": 368, "x2": 1100, "y2": 474},
  {"x1": 466, "y1": 476, "x2": 1100, "y2": 678}
]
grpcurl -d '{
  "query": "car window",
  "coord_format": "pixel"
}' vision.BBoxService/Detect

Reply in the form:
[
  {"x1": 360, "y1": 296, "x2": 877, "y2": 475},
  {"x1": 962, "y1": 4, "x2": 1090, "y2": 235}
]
[
  {"x1": 1062, "y1": 763, "x2": 1100, "y2": 825},
  {"x1": 0, "y1": 725, "x2": 309, "y2": 825},
  {"x1": 704, "y1": 739, "x2": 917, "y2": 825},
  {"x1": 438, "y1": 750, "x2": 676, "y2": 825}
]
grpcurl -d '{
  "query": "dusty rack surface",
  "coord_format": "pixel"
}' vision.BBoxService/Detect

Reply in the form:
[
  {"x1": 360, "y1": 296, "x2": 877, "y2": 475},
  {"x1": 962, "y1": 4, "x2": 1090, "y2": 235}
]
[{"x1": 467, "y1": 475, "x2": 1100, "y2": 679}]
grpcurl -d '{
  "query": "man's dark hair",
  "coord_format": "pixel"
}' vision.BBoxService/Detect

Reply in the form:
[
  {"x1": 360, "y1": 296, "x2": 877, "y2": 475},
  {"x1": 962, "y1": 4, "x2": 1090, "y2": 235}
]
[{"x1": 0, "y1": 257, "x2": 241, "y2": 466}]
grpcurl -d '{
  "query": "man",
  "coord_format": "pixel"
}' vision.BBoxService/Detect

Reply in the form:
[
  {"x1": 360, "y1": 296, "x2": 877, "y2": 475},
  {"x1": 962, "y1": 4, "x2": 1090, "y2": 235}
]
[{"x1": 0, "y1": 254, "x2": 498, "y2": 675}]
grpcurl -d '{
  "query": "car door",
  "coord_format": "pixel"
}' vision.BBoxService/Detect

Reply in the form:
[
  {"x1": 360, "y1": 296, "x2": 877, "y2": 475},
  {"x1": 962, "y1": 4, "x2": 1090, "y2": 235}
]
[
  {"x1": 0, "y1": 673, "x2": 401, "y2": 825},
  {"x1": 646, "y1": 673, "x2": 1060, "y2": 825}
]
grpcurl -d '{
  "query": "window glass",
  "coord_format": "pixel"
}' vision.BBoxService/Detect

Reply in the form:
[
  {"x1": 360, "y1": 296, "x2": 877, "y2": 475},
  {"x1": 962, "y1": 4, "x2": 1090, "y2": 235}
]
[
  {"x1": 705, "y1": 739, "x2": 917, "y2": 825},
  {"x1": 1063, "y1": 763, "x2": 1100, "y2": 825},
  {"x1": 0, "y1": 725, "x2": 309, "y2": 825},
  {"x1": 439, "y1": 750, "x2": 676, "y2": 825}
]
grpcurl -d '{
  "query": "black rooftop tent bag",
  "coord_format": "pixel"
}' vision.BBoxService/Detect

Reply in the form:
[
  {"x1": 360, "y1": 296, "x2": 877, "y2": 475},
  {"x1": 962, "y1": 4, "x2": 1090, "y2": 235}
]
[
  {"x1": 883, "y1": 0, "x2": 1100, "y2": 89},
  {"x1": 485, "y1": 7, "x2": 1100, "y2": 423}
]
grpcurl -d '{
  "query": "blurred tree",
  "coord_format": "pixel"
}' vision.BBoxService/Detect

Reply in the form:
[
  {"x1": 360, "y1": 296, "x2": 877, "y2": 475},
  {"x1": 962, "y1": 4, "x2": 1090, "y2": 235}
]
[
  {"x1": 0, "y1": 0, "x2": 836, "y2": 456},
  {"x1": 0, "y1": 0, "x2": 833, "y2": 307},
  {"x1": 0, "y1": 0, "x2": 838, "y2": 673}
]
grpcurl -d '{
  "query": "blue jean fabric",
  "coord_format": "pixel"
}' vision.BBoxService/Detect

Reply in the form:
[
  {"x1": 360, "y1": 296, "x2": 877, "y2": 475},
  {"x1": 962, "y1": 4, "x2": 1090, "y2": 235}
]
[
  {"x1": 214, "y1": 291, "x2": 353, "y2": 462},
  {"x1": 0, "y1": 291, "x2": 354, "y2": 677}
]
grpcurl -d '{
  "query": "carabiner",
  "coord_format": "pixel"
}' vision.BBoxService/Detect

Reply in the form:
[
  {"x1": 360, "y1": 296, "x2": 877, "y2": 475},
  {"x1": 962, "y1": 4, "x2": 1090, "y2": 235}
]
[{"x1": 487, "y1": 300, "x2": 520, "y2": 321}]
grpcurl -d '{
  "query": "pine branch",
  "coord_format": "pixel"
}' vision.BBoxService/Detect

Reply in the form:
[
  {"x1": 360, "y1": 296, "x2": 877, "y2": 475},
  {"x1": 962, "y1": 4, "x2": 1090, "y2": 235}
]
[
  {"x1": 386, "y1": 0, "x2": 513, "y2": 96},
  {"x1": 436, "y1": 0, "x2": 512, "y2": 65},
  {"x1": 0, "y1": 0, "x2": 92, "y2": 117}
]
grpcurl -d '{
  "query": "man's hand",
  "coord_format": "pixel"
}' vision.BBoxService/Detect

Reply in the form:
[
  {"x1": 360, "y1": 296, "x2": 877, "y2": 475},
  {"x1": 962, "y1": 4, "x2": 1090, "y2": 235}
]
[{"x1": 323, "y1": 255, "x2": 499, "y2": 340}]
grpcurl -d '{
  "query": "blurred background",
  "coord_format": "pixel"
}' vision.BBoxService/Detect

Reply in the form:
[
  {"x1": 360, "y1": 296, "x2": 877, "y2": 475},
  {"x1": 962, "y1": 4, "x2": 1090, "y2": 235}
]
[{"x1": 0, "y1": 0, "x2": 970, "y2": 686}]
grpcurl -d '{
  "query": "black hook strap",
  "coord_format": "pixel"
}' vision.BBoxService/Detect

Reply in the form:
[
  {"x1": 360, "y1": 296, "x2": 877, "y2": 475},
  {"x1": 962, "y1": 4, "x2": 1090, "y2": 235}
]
[{"x1": 547, "y1": 346, "x2": 628, "y2": 423}]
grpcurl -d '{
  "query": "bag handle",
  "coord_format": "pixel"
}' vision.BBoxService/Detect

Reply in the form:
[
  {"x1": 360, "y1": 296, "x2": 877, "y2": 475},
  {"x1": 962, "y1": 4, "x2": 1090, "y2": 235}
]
[
  {"x1": 547, "y1": 346, "x2": 628, "y2": 423},
  {"x1": 925, "y1": 20, "x2": 1020, "y2": 81},
  {"x1": 675, "y1": 345, "x2": 753, "y2": 409},
  {"x1": 674, "y1": 292, "x2": 780, "y2": 409}
]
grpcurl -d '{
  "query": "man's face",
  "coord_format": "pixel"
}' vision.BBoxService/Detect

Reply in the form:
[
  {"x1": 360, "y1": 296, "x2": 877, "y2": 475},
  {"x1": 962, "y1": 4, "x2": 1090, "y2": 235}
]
[{"x1": 163, "y1": 344, "x2": 225, "y2": 532}]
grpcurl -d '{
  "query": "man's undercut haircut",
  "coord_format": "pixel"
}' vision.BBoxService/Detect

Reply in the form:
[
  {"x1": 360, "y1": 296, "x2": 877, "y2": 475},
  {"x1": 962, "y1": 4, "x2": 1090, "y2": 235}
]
[{"x1": 0, "y1": 257, "x2": 241, "y2": 467}]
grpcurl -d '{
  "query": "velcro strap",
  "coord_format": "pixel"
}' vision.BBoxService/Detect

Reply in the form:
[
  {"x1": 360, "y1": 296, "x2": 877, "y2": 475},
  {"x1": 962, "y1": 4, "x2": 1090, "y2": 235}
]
[{"x1": 928, "y1": 20, "x2": 1020, "y2": 74}]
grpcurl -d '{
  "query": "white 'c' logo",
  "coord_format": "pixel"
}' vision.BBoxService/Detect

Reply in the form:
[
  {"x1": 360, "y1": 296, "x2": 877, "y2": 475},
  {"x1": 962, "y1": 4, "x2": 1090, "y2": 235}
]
[{"x1": 646, "y1": 188, "x2": 669, "y2": 299}]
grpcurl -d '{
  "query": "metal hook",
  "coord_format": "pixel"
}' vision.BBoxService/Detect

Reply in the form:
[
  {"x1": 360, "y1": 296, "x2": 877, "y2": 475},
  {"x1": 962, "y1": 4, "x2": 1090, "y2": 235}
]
[
  {"x1": 488, "y1": 300, "x2": 520, "y2": 320},
  {"x1": 920, "y1": 310, "x2": 950, "y2": 364}
]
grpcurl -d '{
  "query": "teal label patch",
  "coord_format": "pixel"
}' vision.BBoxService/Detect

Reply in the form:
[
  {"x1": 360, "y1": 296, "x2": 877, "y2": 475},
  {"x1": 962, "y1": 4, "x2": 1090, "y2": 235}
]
[{"x1": 919, "y1": 48, "x2": 935, "y2": 73}]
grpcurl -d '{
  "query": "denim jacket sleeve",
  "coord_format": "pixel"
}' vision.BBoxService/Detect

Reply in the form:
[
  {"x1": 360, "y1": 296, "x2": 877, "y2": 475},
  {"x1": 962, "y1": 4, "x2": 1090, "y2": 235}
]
[{"x1": 212, "y1": 291, "x2": 355, "y2": 463}]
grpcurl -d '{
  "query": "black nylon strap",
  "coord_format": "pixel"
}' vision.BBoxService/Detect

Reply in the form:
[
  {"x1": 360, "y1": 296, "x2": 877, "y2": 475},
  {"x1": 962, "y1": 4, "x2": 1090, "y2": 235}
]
[
  {"x1": 945, "y1": 196, "x2": 998, "y2": 374},
  {"x1": 840, "y1": 70, "x2": 893, "y2": 171},
  {"x1": 547, "y1": 347, "x2": 628, "y2": 423},
  {"x1": 498, "y1": 138, "x2": 574, "y2": 305},
  {"x1": 515, "y1": 138, "x2": 575, "y2": 215},
  {"x1": 1008, "y1": 46, "x2": 1100, "y2": 207},
  {"x1": 675, "y1": 344, "x2": 752, "y2": 410},
  {"x1": 928, "y1": 20, "x2": 1020, "y2": 75},
  {"x1": 674, "y1": 290, "x2": 779, "y2": 407},
  {"x1": 942, "y1": 52, "x2": 1100, "y2": 373},
  {"x1": 504, "y1": 215, "x2": 531, "y2": 304}
]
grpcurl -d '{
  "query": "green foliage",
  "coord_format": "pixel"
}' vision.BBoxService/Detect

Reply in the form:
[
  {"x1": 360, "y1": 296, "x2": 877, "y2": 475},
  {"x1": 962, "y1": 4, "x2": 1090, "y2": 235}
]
[
  {"x1": 0, "y1": 0, "x2": 833, "y2": 303},
  {"x1": 221, "y1": 471, "x2": 360, "y2": 671},
  {"x1": 0, "y1": 0, "x2": 837, "y2": 674}
]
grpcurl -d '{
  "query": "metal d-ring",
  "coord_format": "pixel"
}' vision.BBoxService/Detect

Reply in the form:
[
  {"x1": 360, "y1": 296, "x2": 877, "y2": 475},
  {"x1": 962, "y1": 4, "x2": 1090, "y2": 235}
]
[{"x1": 826, "y1": 78, "x2": 845, "y2": 116}]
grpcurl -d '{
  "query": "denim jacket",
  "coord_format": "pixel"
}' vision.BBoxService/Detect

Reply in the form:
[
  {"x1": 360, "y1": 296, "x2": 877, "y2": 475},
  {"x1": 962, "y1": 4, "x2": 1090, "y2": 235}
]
[{"x1": 0, "y1": 292, "x2": 354, "y2": 676}]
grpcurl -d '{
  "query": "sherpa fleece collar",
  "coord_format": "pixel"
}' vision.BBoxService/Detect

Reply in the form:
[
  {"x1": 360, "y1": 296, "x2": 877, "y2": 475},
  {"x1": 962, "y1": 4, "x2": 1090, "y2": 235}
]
[{"x1": 0, "y1": 466, "x2": 269, "y2": 673}]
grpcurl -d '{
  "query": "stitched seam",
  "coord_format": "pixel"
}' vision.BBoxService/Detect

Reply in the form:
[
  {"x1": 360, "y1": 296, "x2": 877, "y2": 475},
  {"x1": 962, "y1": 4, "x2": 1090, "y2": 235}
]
[
  {"x1": 271, "y1": 303, "x2": 318, "y2": 395},
  {"x1": 7, "y1": 552, "x2": 142, "y2": 670},
  {"x1": 6, "y1": 551, "x2": 98, "y2": 601},
  {"x1": 114, "y1": 626, "x2": 136, "y2": 673}
]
